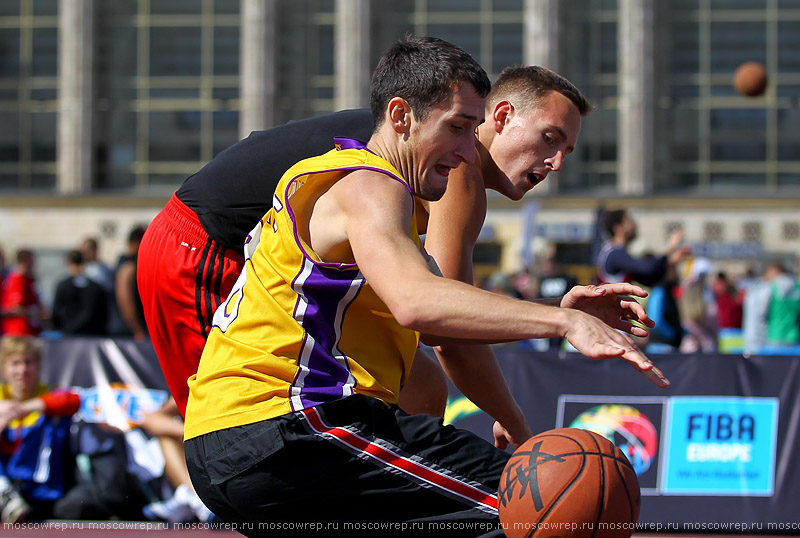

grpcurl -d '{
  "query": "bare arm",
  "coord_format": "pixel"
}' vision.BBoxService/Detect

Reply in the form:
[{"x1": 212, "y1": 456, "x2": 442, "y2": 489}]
[
  {"x1": 115, "y1": 262, "x2": 147, "y2": 340},
  {"x1": 322, "y1": 170, "x2": 667, "y2": 384},
  {"x1": 0, "y1": 397, "x2": 47, "y2": 431},
  {"x1": 140, "y1": 398, "x2": 184, "y2": 440},
  {"x1": 422, "y1": 163, "x2": 530, "y2": 447},
  {"x1": 340, "y1": 174, "x2": 566, "y2": 341}
]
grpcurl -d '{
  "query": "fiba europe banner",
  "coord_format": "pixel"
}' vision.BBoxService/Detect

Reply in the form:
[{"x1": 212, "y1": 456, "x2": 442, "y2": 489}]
[
  {"x1": 444, "y1": 348, "x2": 800, "y2": 528},
  {"x1": 661, "y1": 396, "x2": 778, "y2": 495},
  {"x1": 555, "y1": 395, "x2": 778, "y2": 496}
]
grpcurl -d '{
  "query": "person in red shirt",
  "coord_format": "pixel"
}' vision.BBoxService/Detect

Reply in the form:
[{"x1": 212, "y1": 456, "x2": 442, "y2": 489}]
[
  {"x1": 1, "y1": 250, "x2": 47, "y2": 336},
  {"x1": 712, "y1": 271, "x2": 743, "y2": 330}
]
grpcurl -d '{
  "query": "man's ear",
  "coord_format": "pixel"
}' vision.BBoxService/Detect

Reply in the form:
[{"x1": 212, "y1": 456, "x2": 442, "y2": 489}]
[
  {"x1": 492, "y1": 100, "x2": 514, "y2": 133},
  {"x1": 387, "y1": 97, "x2": 411, "y2": 135}
]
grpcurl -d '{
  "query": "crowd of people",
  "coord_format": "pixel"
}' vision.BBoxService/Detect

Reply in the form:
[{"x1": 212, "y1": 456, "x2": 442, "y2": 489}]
[
  {"x1": 0, "y1": 334, "x2": 215, "y2": 525},
  {"x1": 0, "y1": 233, "x2": 195, "y2": 524},
  {"x1": 484, "y1": 209, "x2": 800, "y2": 356},
  {"x1": 0, "y1": 228, "x2": 149, "y2": 341}
]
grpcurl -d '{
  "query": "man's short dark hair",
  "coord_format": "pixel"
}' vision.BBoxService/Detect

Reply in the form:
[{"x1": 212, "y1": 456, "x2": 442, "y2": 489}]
[
  {"x1": 16, "y1": 249, "x2": 33, "y2": 264},
  {"x1": 129, "y1": 225, "x2": 147, "y2": 244},
  {"x1": 488, "y1": 65, "x2": 591, "y2": 117},
  {"x1": 603, "y1": 209, "x2": 628, "y2": 237},
  {"x1": 67, "y1": 250, "x2": 84, "y2": 266},
  {"x1": 370, "y1": 35, "x2": 491, "y2": 127},
  {"x1": 82, "y1": 237, "x2": 99, "y2": 251}
]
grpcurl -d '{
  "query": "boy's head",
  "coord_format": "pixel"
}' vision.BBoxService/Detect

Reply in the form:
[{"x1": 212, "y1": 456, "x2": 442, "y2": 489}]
[{"x1": 0, "y1": 337, "x2": 41, "y2": 400}]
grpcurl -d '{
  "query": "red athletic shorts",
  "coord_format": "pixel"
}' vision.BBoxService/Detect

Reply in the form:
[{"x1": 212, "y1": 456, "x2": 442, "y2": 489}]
[{"x1": 138, "y1": 193, "x2": 245, "y2": 417}]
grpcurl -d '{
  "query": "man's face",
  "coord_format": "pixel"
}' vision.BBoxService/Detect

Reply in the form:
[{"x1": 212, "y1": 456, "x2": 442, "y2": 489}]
[
  {"x1": 621, "y1": 213, "x2": 638, "y2": 242},
  {"x1": 487, "y1": 91, "x2": 582, "y2": 201},
  {"x1": 2, "y1": 352, "x2": 39, "y2": 400},
  {"x1": 18, "y1": 252, "x2": 35, "y2": 276},
  {"x1": 406, "y1": 84, "x2": 485, "y2": 202}
]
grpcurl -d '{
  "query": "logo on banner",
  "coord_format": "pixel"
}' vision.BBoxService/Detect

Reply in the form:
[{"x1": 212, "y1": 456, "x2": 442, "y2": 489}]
[
  {"x1": 569, "y1": 404, "x2": 659, "y2": 475},
  {"x1": 444, "y1": 396, "x2": 481, "y2": 425},
  {"x1": 75, "y1": 382, "x2": 170, "y2": 428},
  {"x1": 661, "y1": 396, "x2": 778, "y2": 496},
  {"x1": 557, "y1": 396, "x2": 665, "y2": 494}
]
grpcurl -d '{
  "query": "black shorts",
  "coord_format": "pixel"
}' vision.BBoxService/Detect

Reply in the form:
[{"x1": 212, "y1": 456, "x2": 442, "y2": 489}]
[{"x1": 185, "y1": 394, "x2": 509, "y2": 537}]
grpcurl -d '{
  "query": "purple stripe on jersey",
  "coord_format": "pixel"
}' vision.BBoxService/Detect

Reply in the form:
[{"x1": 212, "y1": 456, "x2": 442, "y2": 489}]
[
  {"x1": 333, "y1": 137, "x2": 371, "y2": 152},
  {"x1": 281, "y1": 142, "x2": 412, "y2": 410},
  {"x1": 290, "y1": 260, "x2": 365, "y2": 410}
]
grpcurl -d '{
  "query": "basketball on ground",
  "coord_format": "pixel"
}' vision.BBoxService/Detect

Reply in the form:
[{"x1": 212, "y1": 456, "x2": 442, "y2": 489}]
[
  {"x1": 734, "y1": 61, "x2": 767, "y2": 97},
  {"x1": 497, "y1": 428, "x2": 640, "y2": 538}
]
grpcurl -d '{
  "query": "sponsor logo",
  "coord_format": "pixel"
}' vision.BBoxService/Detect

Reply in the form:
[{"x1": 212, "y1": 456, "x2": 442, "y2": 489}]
[
  {"x1": 74, "y1": 382, "x2": 169, "y2": 428},
  {"x1": 569, "y1": 404, "x2": 658, "y2": 475},
  {"x1": 557, "y1": 396, "x2": 665, "y2": 494}
]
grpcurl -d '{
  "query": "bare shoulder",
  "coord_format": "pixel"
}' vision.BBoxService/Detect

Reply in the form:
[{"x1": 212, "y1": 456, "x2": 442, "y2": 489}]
[{"x1": 331, "y1": 168, "x2": 414, "y2": 214}]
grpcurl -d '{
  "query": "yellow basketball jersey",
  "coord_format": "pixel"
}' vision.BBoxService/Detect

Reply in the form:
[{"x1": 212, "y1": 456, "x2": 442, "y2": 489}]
[{"x1": 184, "y1": 139, "x2": 420, "y2": 440}]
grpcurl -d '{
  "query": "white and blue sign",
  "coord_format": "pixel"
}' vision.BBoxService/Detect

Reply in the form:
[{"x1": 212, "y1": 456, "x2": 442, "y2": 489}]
[{"x1": 661, "y1": 396, "x2": 778, "y2": 496}]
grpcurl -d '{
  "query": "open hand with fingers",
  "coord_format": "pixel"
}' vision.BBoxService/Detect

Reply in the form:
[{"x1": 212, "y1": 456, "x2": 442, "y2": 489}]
[
  {"x1": 561, "y1": 308, "x2": 670, "y2": 388},
  {"x1": 560, "y1": 283, "x2": 655, "y2": 338}
]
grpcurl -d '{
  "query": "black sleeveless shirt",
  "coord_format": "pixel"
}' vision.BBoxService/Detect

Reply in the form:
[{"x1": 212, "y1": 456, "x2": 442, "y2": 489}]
[{"x1": 177, "y1": 109, "x2": 374, "y2": 251}]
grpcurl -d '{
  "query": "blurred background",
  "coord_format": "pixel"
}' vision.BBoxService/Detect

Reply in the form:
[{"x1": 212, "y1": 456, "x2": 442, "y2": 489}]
[{"x1": 1, "y1": 0, "x2": 799, "y2": 307}]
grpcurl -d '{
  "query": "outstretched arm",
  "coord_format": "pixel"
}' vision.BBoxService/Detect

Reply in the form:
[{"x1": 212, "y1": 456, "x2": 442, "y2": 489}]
[
  {"x1": 422, "y1": 163, "x2": 530, "y2": 448},
  {"x1": 0, "y1": 390, "x2": 80, "y2": 431}
]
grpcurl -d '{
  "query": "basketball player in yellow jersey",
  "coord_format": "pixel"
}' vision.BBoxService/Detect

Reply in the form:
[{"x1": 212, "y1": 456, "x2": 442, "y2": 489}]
[{"x1": 184, "y1": 36, "x2": 666, "y2": 535}]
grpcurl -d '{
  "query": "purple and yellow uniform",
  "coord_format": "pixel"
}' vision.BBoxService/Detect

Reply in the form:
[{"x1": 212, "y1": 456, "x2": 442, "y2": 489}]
[
  {"x1": 184, "y1": 139, "x2": 508, "y2": 532},
  {"x1": 184, "y1": 139, "x2": 420, "y2": 439}
]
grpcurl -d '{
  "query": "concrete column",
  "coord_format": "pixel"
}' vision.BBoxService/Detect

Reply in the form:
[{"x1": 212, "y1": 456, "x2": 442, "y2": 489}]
[
  {"x1": 335, "y1": 0, "x2": 370, "y2": 110},
  {"x1": 240, "y1": 0, "x2": 277, "y2": 137},
  {"x1": 57, "y1": 0, "x2": 93, "y2": 193},
  {"x1": 523, "y1": 0, "x2": 560, "y2": 194},
  {"x1": 523, "y1": 0, "x2": 560, "y2": 71},
  {"x1": 618, "y1": 0, "x2": 655, "y2": 194}
]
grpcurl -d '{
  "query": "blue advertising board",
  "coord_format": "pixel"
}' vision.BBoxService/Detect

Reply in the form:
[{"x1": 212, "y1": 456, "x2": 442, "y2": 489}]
[{"x1": 661, "y1": 396, "x2": 778, "y2": 496}]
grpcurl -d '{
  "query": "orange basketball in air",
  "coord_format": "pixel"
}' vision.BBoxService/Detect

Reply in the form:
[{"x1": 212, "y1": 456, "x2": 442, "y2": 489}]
[{"x1": 734, "y1": 62, "x2": 767, "y2": 97}]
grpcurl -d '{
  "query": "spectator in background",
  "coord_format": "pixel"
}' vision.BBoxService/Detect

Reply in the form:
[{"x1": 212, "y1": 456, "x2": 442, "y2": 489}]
[
  {"x1": 140, "y1": 398, "x2": 213, "y2": 524},
  {"x1": 0, "y1": 336, "x2": 81, "y2": 522},
  {"x1": 712, "y1": 272, "x2": 743, "y2": 330},
  {"x1": 111, "y1": 226, "x2": 148, "y2": 340},
  {"x1": 763, "y1": 264, "x2": 800, "y2": 346},
  {"x1": 0, "y1": 246, "x2": 6, "y2": 283},
  {"x1": 679, "y1": 261, "x2": 717, "y2": 353},
  {"x1": 736, "y1": 266, "x2": 760, "y2": 295},
  {"x1": 0, "y1": 246, "x2": 5, "y2": 334},
  {"x1": 536, "y1": 257, "x2": 578, "y2": 350},
  {"x1": 80, "y1": 238, "x2": 114, "y2": 294},
  {"x1": 743, "y1": 262, "x2": 800, "y2": 353},
  {"x1": 1, "y1": 250, "x2": 47, "y2": 337},
  {"x1": 51, "y1": 250, "x2": 108, "y2": 336},
  {"x1": 645, "y1": 258, "x2": 683, "y2": 351},
  {"x1": 596, "y1": 210, "x2": 690, "y2": 287},
  {"x1": 537, "y1": 256, "x2": 578, "y2": 301}
]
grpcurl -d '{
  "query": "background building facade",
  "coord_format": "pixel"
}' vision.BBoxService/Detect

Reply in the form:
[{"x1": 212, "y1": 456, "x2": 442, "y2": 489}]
[{"x1": 1, "y1": 0, "x2": 799, "y2": 301}]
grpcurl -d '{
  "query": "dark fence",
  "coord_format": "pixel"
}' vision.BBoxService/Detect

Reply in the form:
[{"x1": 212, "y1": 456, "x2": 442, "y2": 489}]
[{"x1": 40, "y1": 338, "x2": 800, "y2": 533}]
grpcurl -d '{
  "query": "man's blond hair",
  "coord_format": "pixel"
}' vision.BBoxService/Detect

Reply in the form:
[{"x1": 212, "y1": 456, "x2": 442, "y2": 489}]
[{"x1": 0, "y1": 336, "x2": 41, "y2": 368}]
